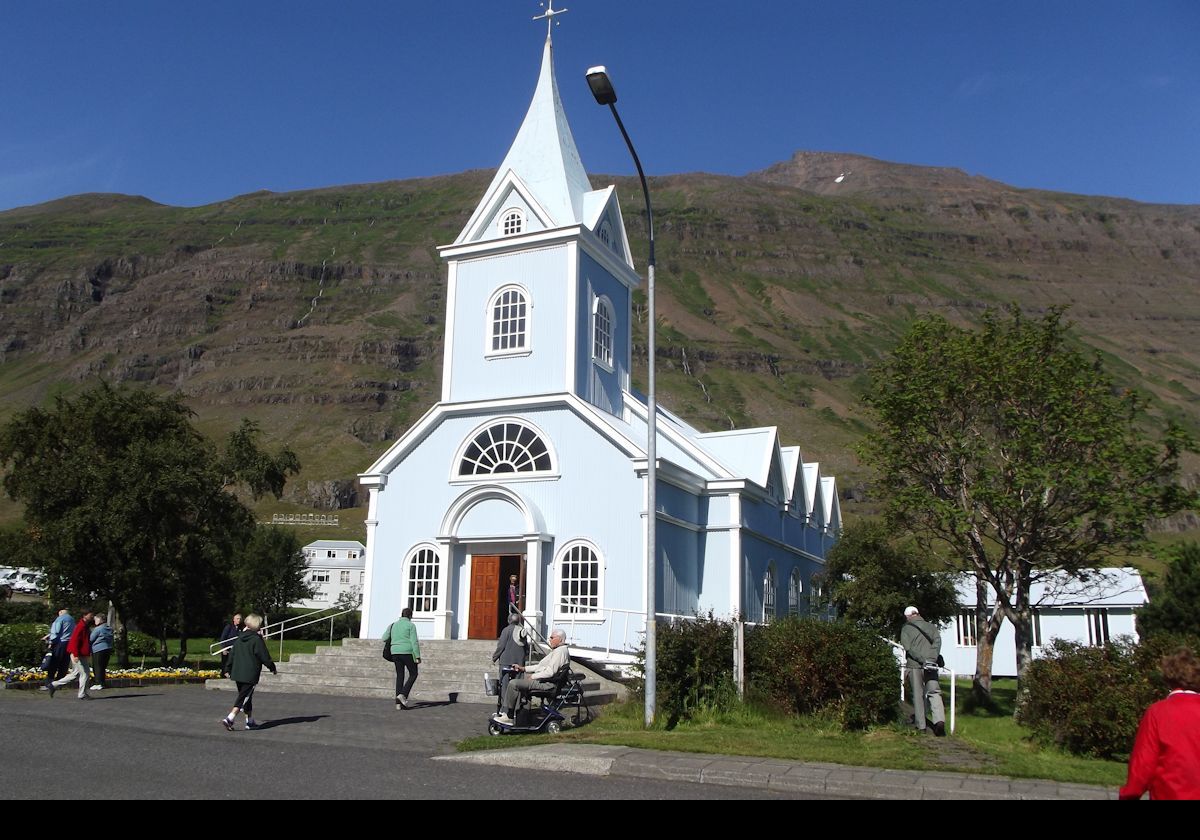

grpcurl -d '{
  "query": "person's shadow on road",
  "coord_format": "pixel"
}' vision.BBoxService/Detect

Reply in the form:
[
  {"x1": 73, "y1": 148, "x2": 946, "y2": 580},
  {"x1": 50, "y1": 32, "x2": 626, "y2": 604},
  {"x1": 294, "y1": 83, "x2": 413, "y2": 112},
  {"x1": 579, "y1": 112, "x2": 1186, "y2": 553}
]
[{"x1": 253, "y1": 715, "x2": 330, "y2": 729}]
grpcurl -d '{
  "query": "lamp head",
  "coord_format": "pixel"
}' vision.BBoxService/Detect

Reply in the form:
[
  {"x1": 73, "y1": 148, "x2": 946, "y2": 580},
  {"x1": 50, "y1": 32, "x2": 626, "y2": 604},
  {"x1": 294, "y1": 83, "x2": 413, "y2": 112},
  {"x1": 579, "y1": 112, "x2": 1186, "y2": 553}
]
[{"x1": 586, "y1": 66, "x2": 617, "y2": 105}]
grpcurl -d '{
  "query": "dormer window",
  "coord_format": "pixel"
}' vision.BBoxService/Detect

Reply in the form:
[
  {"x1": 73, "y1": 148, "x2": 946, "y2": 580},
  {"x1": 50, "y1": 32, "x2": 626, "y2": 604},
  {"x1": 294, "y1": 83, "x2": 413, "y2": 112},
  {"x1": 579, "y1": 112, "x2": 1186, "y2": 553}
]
[
  {"x1": 598, "y1": 220, "x2": 611, "y2": 246},
  {"x1": 500, "y1": 209, "x2": 524, "y2": 237}
]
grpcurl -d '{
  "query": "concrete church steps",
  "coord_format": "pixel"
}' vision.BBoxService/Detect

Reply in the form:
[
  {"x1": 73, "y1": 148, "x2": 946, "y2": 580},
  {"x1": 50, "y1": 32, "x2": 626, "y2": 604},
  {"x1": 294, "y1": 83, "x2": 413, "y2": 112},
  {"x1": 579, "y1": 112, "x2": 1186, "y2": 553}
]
[{"x1": 205, "y1": 638, "x2": 626, "y2": 707}]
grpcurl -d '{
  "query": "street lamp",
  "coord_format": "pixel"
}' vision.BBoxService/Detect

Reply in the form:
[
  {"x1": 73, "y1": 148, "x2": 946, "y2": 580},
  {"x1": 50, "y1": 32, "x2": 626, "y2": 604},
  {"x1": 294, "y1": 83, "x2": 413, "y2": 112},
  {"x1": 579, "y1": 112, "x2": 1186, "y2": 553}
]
[{"x1": 586, "y1": 65, "x2": 657, "y2": 728}]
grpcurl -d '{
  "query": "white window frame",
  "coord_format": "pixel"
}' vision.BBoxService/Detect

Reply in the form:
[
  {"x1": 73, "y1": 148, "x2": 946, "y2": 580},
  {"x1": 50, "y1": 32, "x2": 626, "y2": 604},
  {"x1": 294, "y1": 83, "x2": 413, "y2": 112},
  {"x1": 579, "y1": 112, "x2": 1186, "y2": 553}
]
[
  {"x1": 1085, "y1": 608, "x2": 1110, "y2": 647},
  {"x1": 788, "y1": 569, "x2": 803, "y2": 616},
  {"x1": 592, "y1": 295, "x2": 614, "y2": 371},
  {"x1": 956, "y1": 610, "x2": 978, "y2": 647},
  {"x1": 406, "y1": 546, "x2": 441, "y2": 615},
  {"x1": 311, "y1": 569, "x2": 331, "y2": 584},
  {"x1": 554, "y1": 540, "x2": 605, "y2": 621},
  {"x1": 339, "y1": 570, "x2": 351, "y2": 585},
  {"x1": 452, "y1": 418, "x2": 557, "y2": 481},
  {"x1": 499, "y1": 208, "x2": 525, "y2": 237},
  {"x1": 486, "y1": 284, "x2": 531, "y2": 357},
  {"x1": 763, "y1": 563, "x2": 777, "y2": 622}
]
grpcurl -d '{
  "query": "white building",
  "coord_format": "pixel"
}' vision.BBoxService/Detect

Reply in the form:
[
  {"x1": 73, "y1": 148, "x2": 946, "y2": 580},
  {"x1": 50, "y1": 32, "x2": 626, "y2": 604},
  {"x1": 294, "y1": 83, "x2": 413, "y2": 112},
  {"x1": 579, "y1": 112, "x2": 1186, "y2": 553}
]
[
  {"x1": 357, "y1": 26, "x2": 841, "y2": 662},
  {"x1": 295, "y1": 540, "x2": 366, "y2": 610},
  {"x1": 941, "y1": 568, "x2": 1148, "y2": 678}
]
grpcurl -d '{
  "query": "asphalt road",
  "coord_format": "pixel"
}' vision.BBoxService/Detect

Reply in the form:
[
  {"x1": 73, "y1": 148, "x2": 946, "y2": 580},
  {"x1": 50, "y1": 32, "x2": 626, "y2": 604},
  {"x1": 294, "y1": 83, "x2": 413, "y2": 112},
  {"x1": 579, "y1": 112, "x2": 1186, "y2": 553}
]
[{"x1": 1, "y1": 685, "x2": 830, "y2": 799}]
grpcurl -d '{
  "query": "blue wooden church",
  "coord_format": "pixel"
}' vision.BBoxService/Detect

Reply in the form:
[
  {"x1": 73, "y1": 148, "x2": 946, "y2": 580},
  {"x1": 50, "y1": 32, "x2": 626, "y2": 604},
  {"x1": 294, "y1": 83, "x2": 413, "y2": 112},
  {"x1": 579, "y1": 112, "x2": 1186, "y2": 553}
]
[{"x1": 359, "y1": 27, "x2": 841, "y2": 663}]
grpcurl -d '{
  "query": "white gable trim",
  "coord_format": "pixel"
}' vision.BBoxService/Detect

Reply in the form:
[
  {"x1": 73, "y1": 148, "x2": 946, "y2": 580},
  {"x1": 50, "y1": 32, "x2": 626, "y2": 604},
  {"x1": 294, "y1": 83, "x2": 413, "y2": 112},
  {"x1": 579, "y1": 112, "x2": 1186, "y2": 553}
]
[{"x1": 457, "y1": 170, "x2": 557, "y2": 245}]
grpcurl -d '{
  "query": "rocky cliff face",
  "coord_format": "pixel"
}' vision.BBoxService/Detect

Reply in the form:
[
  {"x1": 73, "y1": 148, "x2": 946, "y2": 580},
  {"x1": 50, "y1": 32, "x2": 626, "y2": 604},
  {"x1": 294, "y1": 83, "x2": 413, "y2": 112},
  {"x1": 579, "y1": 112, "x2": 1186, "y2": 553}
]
[{"x1": 1, "y1": 160, "x2": 1197, "y2": 525}]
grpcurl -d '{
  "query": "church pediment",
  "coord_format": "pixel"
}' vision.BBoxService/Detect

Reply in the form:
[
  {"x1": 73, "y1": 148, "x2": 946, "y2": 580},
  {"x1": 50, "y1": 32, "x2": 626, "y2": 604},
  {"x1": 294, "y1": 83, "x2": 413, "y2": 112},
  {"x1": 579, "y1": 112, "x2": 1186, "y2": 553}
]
[
  {"x1": 456, "y1": 170, "x2": 556, "y2": 245},
  {"x1": 582, "y1": 186, "x2": 633, "y2": 269}
]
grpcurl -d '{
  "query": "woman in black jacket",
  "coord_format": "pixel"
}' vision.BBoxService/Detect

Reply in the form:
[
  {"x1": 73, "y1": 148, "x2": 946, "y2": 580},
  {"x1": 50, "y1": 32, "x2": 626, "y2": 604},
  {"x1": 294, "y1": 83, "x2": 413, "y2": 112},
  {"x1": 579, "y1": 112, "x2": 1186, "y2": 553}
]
[{"x1": 220, "y1": 614, "x2": 276, "y2": 731}]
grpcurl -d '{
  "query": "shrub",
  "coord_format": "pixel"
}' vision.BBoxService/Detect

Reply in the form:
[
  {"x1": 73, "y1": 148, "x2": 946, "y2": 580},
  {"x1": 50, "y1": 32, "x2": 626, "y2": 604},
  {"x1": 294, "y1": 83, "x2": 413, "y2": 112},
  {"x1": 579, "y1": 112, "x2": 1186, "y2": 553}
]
[
  {"x1": 124, "y1": 631, "x2": 160, "y2": 658},
  {"x1": 0, "y1": 602, "x2": 54, "y2": 626},
  {"x1": 1018, "y1": 635, "x2": 1200, "y2": 759},
  {"x1": 746, "y1": 617, "x2": 899, "y2": 730},
  {"x1": 635, "y1": 613, "x2": 736, "y2": 725},
  {"x1": 0, "y1": 623, "x2": 49, "y2": 666},
  {"x1": 272, "y1": 608, "x2": 361, "y2": 641}
]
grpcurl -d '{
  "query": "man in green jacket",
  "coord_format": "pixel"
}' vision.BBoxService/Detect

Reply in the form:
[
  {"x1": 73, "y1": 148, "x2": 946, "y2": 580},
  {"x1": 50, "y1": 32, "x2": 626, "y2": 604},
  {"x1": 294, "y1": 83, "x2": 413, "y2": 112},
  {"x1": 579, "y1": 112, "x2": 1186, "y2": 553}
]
[
  {"x1": 221, "y1": 613, "x2": 276, "y2": 731},
  {"x1": 900, "y1": 606, "x2": 946, "y2": 736},
  {"x1": 383, "y1": 606, "x2": 421, "y2": 709}
]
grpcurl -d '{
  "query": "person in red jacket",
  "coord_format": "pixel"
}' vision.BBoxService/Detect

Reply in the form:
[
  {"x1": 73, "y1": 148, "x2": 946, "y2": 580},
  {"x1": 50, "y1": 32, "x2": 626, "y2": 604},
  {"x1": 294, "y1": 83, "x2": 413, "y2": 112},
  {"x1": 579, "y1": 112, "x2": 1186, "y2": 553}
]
[
  {"x1": 48, "y1": 609, "x2": 95, "y2": 700},
  {"x1": 1120, "y1": 648, "x2": 1200, "y2": 800}
]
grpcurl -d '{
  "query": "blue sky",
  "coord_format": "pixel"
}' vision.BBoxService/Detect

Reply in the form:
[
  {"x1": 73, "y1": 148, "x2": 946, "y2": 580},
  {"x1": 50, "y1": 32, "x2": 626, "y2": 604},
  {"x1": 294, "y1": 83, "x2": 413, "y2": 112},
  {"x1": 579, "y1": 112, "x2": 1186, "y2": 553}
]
[{"x1": 2, "y1": 1, "x2": 1197, "y2": 211}]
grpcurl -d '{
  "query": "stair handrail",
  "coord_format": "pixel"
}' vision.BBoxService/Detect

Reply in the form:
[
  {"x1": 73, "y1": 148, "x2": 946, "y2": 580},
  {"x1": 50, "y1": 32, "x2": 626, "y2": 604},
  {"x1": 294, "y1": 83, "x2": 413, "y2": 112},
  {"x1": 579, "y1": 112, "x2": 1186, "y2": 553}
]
[{"x1": 210, "y1": 606, "x2": 359, "y2": 661}]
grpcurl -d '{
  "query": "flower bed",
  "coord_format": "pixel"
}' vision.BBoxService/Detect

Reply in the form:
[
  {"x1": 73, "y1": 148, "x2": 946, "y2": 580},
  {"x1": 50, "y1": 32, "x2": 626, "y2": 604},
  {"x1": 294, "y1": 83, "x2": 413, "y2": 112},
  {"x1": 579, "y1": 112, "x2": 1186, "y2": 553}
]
[{"x1": 2, "y1": 666, "x2": 221, "y2": 688}]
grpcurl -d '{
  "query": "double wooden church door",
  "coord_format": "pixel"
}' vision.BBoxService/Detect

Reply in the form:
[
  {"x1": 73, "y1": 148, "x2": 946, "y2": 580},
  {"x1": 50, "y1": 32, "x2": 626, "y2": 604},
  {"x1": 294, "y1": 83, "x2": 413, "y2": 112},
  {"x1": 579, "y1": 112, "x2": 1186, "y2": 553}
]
[{"x1": 468, "y1": 554, "x2": 525, "y2": 640}]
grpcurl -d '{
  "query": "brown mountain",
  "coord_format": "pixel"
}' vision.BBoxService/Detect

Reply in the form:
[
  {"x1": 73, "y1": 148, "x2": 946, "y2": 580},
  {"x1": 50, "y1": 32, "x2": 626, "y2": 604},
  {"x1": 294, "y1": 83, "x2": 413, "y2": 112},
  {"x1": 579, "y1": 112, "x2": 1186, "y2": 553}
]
[{"x1": 1, "y1": 154, "x2": 1198, "y2": 531}]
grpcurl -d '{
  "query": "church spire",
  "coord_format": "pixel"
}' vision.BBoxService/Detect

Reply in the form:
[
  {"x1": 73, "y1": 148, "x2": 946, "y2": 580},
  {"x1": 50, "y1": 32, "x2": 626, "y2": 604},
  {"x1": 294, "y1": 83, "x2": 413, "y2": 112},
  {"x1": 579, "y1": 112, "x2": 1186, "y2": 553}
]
[{"x1": 455, "y1": 21, "x2": 591, "y2": 242}]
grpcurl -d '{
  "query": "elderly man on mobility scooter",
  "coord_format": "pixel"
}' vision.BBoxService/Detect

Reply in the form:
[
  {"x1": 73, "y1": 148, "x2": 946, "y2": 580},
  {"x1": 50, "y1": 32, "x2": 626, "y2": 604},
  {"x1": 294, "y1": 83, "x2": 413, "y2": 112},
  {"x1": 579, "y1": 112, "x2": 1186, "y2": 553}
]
[{"x1": 492, "y1": 628, "x2": 570, "y2": 726}]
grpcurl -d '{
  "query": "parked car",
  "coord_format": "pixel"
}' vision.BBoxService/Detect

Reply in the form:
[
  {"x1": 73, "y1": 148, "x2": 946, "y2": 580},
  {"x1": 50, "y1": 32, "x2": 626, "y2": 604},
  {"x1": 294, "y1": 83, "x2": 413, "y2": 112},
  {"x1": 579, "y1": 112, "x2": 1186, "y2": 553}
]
[{"x1": 5, "y1": 568, "x2": 45, "y2": 594}]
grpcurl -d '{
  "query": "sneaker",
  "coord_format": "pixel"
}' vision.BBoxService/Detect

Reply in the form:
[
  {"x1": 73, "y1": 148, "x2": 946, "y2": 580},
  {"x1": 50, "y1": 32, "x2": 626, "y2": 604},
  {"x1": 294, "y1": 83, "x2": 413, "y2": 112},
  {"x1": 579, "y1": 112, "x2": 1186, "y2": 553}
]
[
  {"x1": 47, "y1": 684, "x2": 56, "y2": 698},
  {"x1": 400, "y1": 695, "x2": 410, "y2": 709},
  {"x1": 245, "y1": 720, "x2": 259, "y2": 730},
  {"x1": 91, "y1": 685, "x2": 103, "y2": 691},
  {"x1": 493, "y1": 713, "x2": 514, "y2": 725},
  {"x1": 221, "y1": 717, "x2": 234, "y2": 732},
  {"x1": 39, "y1": 685, "x2": 50, "y2": 692},
  {"x1": 933, "y1": 721, "x2": 946, "y2": 737},
  {"x1": 79, "y1": 694, "x2": 92, "y2": 701}
]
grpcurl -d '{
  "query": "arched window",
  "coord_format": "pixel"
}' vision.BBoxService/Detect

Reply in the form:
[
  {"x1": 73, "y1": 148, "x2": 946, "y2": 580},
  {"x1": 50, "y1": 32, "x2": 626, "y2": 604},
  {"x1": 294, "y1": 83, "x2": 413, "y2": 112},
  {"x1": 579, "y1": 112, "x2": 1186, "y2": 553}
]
[
  {"x1": 406, "y1": 547, "x2": 440, "y2": 614},
  {"x1": 763, "y1": 562, "x2": 777, "y2": 622},
  {"x1": 489, "y1": 286, "x2": 529, "y2": 354},
  {"x1": 592, "y1": 296, "x2": 614, "y2": 369},
  {"x1": 556, "y1": 541, "x2": 603, "y2": 618},
  {"x1": 458, "y1": 420, "x2": 553, "y2": 477},
  {"x1": 500, "y1": 208, "x2": 524, "y2": 237},
  {"x1": 789, "y1": 569, "x2": 804, "y2": 616},
  {"x1": 598, "y1": 220, "x2": 612, "y2": 246}
]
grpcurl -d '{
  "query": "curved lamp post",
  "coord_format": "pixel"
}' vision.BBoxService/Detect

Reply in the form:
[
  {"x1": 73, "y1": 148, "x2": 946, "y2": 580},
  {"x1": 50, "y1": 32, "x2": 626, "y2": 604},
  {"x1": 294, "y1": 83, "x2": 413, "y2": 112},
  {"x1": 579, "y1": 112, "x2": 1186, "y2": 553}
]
[{"x1": 586, "y1": 66, "x2": 656, "y2": 728}]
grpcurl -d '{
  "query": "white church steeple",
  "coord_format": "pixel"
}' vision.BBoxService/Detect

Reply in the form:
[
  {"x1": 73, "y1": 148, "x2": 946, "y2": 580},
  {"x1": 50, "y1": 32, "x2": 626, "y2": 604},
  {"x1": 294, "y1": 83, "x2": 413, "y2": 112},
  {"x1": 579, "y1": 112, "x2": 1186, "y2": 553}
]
[{"x1": 455, "y1": 32, "x2": 593, "y2": 243}]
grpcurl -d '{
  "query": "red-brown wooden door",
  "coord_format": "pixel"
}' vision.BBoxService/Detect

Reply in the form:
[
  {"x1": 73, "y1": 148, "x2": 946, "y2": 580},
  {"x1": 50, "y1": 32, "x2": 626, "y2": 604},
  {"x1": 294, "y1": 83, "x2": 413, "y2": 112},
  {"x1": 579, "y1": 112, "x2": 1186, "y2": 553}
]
[{"x1": 469, "y1": 555, "x2": 501, "y2": 640}]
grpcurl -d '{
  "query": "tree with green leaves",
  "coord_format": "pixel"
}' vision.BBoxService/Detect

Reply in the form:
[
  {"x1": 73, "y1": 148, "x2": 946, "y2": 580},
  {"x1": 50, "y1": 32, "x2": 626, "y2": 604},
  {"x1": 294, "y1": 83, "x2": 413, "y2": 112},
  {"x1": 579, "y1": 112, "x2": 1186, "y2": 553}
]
[
  {"x1": 0, "y1": 382, "x2": 300, "y2": 664},
  {"x1": 861, "y1": 307, "x2": 1195, "y2": 701},
  {"x1": 233, "y1": 526, "x2": 313, "y2": 619},
  {"x1": 1137, "y1": 542, "x2": 1200, "y2": 639},
  {"x1": 820, "y1": 520, "x2": 960, "y2": 638}
]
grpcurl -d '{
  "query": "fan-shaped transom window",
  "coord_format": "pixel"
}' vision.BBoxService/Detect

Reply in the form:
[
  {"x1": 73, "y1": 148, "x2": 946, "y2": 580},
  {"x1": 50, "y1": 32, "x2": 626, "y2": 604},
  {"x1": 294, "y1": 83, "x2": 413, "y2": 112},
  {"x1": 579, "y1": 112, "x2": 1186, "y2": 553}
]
[
  {"x1": 489, "y1": 286, "x2": 528, "y2": 354},
  {"x1": 556, "y1": 542, "x2": 603, "y2": 617},
  {"x1": 500, "y1": 209, "x2": 524, "y2": 237},
  {"x1": 458, "y1": 421, "x2": 552, "y2": 477},
  {"x1": 592, "y1": 296, "x2": 614, "y2": 368},
  {"x1": 407, "y1": 547, "x2": 440, "y2": 613}
]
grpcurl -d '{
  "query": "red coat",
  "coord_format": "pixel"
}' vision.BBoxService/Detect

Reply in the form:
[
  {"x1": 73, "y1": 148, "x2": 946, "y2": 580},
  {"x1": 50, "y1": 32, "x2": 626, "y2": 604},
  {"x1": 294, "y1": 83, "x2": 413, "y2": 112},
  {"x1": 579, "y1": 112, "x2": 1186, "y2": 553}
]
[
  {"x1": 65, "y1": 619, "x2": 92, "y2": 658},
  {"x1": 1120, "y1": 692, "x2": 1200, "y2": 800}
]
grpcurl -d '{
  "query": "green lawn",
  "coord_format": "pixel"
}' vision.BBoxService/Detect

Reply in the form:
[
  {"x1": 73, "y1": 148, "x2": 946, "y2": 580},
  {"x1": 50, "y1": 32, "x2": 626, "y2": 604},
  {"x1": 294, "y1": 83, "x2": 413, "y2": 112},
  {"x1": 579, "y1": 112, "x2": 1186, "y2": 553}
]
[{"x1": 459, "y1": 678, "x2": 1128, "y2": 788}]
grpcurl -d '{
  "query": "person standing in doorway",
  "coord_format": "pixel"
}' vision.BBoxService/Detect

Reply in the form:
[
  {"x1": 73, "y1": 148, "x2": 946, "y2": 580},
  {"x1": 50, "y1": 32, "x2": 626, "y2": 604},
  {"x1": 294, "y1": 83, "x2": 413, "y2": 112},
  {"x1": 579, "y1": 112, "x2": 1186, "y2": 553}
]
[
  {"x1": 383, "y1": 607, "x2": 421, "y2": 710},
  {"x1": 900, "y1": 606, "x2": 946, "y2": 736},
  {"x1": 221, "y1": 614, "x2": 276, "y2": 731},
  {"x1": 507, "y1": 575, "x2": 520, "y2": 612},
  {"x1": 48, "y1": 609, "x2": 94, "y2": 700},
  {"x1": 89, "y1": 614, "x2": 114, "y2": 690}
]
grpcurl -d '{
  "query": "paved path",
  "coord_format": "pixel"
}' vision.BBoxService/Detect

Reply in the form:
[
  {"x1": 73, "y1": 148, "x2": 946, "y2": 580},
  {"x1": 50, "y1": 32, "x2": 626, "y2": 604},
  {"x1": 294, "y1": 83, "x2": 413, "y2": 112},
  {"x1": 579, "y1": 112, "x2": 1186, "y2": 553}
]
[{"x1": 1, "y1": 684, "x2": 1114, "y2": 799}]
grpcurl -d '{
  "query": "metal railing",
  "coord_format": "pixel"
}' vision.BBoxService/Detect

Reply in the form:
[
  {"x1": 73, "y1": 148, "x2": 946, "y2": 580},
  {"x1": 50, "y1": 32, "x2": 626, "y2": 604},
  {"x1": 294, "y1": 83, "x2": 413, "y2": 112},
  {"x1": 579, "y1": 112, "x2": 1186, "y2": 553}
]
[{"x1": 209, "y1": 606, "x2": 358, "y2": 662}]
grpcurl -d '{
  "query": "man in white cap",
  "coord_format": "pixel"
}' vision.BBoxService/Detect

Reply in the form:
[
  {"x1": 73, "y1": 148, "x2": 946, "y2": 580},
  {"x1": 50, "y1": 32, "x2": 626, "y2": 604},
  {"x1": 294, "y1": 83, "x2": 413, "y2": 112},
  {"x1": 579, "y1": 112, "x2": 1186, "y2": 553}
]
[{"x1": 900, "y1": 606, "x2": 946, "y2": 736}]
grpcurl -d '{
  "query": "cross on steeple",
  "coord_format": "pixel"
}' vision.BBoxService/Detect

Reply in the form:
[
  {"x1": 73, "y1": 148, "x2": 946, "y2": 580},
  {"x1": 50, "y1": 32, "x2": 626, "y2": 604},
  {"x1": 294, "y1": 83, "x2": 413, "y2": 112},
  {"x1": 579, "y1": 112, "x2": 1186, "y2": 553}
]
[{"x1": 533, "y1": 1, "x2": 568, "y2": 38}]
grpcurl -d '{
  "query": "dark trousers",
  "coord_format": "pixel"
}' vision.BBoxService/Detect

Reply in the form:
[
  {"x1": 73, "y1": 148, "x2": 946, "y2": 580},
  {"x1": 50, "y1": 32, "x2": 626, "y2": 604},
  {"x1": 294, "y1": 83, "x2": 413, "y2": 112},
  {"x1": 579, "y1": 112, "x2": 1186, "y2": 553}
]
[
  {"x1": 393, "y1": 655, "x2": 418, "y2": 699},
  {"x1": 46, "y1": 642, "x2": 70, "y2": 683},
  {"x1": 92, "y1": 650, "x2": 111, "y2": 687},
  {"x1": 234, "y1": 682, "x2": 256, "y2": 716}
]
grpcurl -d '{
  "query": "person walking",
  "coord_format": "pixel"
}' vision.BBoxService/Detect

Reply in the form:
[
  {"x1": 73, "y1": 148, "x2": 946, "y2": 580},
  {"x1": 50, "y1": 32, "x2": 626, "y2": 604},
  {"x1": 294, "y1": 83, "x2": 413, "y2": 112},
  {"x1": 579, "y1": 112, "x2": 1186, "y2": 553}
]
[
  {"x1": 89, "y1": 614, "x2": 114, "y2": 691},
  {"x1": 41, "y1": 607, "x2": 74, "y2": 689},
  {"x1": 220, "y1": 614, "x2": 276, "y2": 731},
  {"x1": 48, "y1": 609, "x2": 94, "y2": 700},
  {"x1": 899, "y1": 605, "x2": 946, "y2": 736},
  {"x1": 217, "y1": 613, "x2": 242, "y2": 678},
  {"x1": 383, "y1": 607, "x2": 421, "y2": 710}
]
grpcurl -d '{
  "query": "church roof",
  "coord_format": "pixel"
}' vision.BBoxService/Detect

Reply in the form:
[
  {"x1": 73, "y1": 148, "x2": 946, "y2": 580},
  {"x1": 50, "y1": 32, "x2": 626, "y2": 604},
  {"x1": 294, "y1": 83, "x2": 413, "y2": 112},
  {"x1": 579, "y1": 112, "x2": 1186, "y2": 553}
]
[{"x1": 456, "y1": 35, "x2": 592, "y2": 243}]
